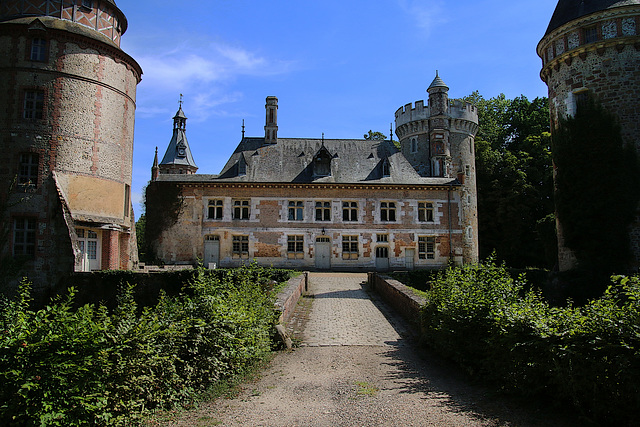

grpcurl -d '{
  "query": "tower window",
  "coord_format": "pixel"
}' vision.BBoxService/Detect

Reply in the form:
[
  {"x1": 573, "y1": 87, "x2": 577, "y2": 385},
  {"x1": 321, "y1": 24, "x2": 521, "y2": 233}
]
[
  {"x1": 18, "y1": 153, "x2": 39, "y2": 187},
  {"x1": 13, "y1": 217, "x2": 36, "y2": 258},
  {"x1": 23, "y1": 90, "x2": 44, "y2": 119},
  {"x1": 30, "y1": 38, "x2": 47, "y2": 62},
  {"x1": 411, "y1": 138, "x2": 418, "y2": 153},
  {"x1": 583, "y1": 26, "x2": 598, "y2": 44}
]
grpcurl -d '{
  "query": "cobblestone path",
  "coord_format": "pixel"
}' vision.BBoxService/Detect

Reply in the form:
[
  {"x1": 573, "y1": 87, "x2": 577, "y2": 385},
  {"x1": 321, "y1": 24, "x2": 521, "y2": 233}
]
[
  {"x1": 295, "y1": 273, "x2": 410, "y2": 347},
  {"x1": 161, "y1": 273, "x2": 576, "y2": 426}
]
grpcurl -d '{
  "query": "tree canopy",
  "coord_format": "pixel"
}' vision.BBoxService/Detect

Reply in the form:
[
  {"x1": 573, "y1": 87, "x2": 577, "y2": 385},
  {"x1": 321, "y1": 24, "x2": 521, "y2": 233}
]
[{"x1": 465, "y1": 92, "x2": 556, "y2": 268}]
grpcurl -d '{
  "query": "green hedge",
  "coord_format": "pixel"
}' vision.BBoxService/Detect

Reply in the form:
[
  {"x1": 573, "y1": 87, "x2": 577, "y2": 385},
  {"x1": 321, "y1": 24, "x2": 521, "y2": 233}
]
[
  {"x1": 421, "y1": 260, "x2": 640, "y2": 425},
  {"x1": 0, "y1": 264, "x2": 285, "y2": 426}
]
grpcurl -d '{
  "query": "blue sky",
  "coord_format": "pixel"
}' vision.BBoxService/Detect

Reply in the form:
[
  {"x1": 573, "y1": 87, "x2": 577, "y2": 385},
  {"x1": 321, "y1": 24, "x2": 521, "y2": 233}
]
[{"x1": 117, "y1": 0, "x2": 560, "y2": 219}]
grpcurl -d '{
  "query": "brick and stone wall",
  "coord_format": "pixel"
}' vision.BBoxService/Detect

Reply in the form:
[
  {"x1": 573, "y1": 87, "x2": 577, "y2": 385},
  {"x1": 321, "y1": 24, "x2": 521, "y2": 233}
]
[
  {"x1": 147, "y1": 181, "x2": 469, "y2": 270},
  {"x1": 0, "y1": 5, "x2": 141, "y2": 288}
]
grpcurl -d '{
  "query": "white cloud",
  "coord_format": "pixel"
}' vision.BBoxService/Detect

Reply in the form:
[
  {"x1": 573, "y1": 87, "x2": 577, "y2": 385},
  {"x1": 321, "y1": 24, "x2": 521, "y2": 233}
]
[
  {"x1": 397, "y1": 0, "x2": 447, "y2": 33},
  {"x1": 129, "y1": 38, "x2": 296, "y2": 121}
]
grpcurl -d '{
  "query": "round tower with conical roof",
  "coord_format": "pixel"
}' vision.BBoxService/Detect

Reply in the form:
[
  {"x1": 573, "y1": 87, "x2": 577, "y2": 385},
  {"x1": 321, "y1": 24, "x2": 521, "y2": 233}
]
[
  {"x1": 395, "y1": 72, "x2": 480, "y2": 263},
  {"x1": 538, "y1": 0, "x2": 640, "y2": 270},
  {"x1": 0, "y1": 0, "x2": 142, "y2": 285}
]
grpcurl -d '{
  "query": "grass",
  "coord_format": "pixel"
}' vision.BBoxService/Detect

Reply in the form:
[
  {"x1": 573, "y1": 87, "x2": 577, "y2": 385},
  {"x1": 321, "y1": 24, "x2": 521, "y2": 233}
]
[{"x1": 355, "y1": 381, "x2": 379, "y2": 396}]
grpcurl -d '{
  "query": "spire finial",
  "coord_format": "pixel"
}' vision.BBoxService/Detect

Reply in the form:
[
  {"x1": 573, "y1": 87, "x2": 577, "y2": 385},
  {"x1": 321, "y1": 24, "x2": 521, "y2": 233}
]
[
  {"x1": 242, "y1": 119, "x2": 245, "y2": 139},
  {"x1": 179, "y1": 94, "x2": 183, "y2": 109},
  {"x1": 390, "y1": 123, "x2": 393, "y2": 141}
]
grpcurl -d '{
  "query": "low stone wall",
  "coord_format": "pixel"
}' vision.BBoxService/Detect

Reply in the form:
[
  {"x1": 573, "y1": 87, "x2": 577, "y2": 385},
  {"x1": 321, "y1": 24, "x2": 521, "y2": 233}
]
[
  {"x1": 274, "y1": 272, "x2": 308, "y2": 324},
  {"x1": 368, "y1": 272, "x2": 426, "y2": 330}
]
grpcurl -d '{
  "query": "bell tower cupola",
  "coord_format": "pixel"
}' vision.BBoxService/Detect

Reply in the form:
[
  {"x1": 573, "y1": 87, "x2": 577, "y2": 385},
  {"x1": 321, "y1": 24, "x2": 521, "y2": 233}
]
[{"x1": 159, "y1": 96, "x2": 198, "y2": 175}]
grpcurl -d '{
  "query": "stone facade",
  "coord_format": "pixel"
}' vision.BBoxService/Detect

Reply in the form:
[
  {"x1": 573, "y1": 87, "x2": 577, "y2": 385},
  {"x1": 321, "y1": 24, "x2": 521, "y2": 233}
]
[
  {"x1": 147, "y1": 75, "x2": 479, "y2": 271},
  {"x1": 0, "y1": 0, "x2": 141, "y2": 289},
  {"x1": 538, "y1": 1, "x2": 640, "y2": 270}
]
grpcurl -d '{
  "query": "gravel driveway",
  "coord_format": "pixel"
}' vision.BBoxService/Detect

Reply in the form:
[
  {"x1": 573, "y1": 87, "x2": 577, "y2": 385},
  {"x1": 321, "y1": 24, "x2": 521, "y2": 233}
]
[{"x1": 159, "y1": 273, "x2": 577, "y2": 426}]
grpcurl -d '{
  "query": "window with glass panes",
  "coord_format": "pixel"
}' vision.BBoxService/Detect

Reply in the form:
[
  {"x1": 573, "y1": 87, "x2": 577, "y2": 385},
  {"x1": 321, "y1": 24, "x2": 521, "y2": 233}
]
[
  {"x1": 380, "y1": 202, "x2": 396, "y2": 221},
  {"x1": 232, "y1": 200, "x2": 250, "y2": 219},
  {"x1": 418, "y1": 236, "x2": 435, "y2": 259},
  {"x1": 315, "y1": 201, "x2": 331, "y2": 221},
  {"x1": 13, "y1": 217, "x2": 36, "y2": 258},
  {"x1": 287, "y1": 235, "x2": 304, "y2": 258},
  {"x1": 23, "y1": 90, "x2": 44, "y2": 119},
  {"x1": 418, "y1": 202, "x2": 434, "y2": 222},
  {"x1": 288, "y1": 201, "x2": 303, "y2": 221},
  {"x1": 342, "y1": 201, "x2": 358, "y2": 221},
  {"x1": 18, "y1": 153, "x2": 38, "y2": 187},
  {"x1": 342, "y1": 235, "x2": 358, "y2": 259},
  {"x1": 208, "y1": 199, "x2": 223, "y2": 220},
  {"x1": 232, "y1": 235, "x2": 249, "y2": 257},
  {"x1": 30, "y1": 38, "x2": 47, "y2": 61}
]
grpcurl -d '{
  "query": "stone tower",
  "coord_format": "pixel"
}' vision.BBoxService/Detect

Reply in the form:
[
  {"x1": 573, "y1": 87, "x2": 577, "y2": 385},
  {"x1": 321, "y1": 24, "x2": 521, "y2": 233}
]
[
  {"x1": 158, "y1": 103, "x2": 198, "y2": 175},
  {"x1": 538, "y1": 0, "x2": 640, "y2": 270},
  {"x1": 0, "y1": 0, "x2": 142, "y2": 285},
  {"x1": 395, "y1": 73, "x2": 480, "y2": 263}
]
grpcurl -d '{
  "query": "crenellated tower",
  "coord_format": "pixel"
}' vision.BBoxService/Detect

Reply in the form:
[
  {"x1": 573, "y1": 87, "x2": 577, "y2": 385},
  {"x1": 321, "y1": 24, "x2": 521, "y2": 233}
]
[{"x1": 395, "y1": 72, "x2": 480, "y2": 262}]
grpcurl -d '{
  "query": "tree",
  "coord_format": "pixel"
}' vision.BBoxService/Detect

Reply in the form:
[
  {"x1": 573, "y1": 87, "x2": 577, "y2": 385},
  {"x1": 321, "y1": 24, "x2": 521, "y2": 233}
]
[
  {"x1": 364, "y1": 130, "x2": 387, "y2": 141},
  {"x1": 465, "y1": 92, "x2": 556, "y2": 268},
  {"x1": 135, "y1": 214, "x2": 146, "y2": 262},
  {"x1": 553, "y1": 97, "x2": 640, "y2": 275}
]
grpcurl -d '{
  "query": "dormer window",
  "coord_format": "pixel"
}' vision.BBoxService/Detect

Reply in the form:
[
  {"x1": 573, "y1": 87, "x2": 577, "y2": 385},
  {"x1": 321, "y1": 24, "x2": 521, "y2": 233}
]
[
  {"x1": 238, "y1": 156, "x2": 247, "y2": 176},
  {"x1": 313, "y1": 148, "x2": 332, "y2": 177},
  {"x1": 382, "y1": 159, "x2": 390, "y2": 177}
]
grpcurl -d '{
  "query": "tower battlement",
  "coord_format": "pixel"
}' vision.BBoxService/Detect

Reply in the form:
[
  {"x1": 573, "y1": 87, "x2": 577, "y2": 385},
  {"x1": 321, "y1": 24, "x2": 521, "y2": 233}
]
[{"x1": 395, "y1": 99, "x2": 478, "y2": 128}]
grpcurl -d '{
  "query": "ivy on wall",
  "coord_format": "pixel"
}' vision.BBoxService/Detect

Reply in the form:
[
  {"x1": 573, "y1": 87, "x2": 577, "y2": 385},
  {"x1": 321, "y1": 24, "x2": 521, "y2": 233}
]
[
  {"x1": 143, "y1": 181, "x2": 184, "y2": 261},
  {"x1": 553, "y1": 97, "x2": 640, "y2": 274}
]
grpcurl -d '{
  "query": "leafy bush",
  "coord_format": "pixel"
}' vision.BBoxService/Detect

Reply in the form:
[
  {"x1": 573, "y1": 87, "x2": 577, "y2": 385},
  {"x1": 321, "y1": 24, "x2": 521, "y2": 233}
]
[
  {"x1": 421, "y1": 260, "x2": 640, "y2": 425},
  {"x1": 0, "y1": 264, "x2": 285, "y2": 425}
]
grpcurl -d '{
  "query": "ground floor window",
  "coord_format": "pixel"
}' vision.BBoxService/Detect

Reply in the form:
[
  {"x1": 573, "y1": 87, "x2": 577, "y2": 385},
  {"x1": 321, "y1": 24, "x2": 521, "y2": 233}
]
[
  {"x1": 287, "y1": 235, "x2": 304, "y2": 259},
  {"x1": 13, "y1": 217, "x2": 36, "y2": 258},
  {"x1": 418, "y1": 236, "x2": 435, "y2": 260},
  {"x1": 342, "y1": 235, "x2": 358, "y2": 259},
  {"x1": 232, "y1": 235, "x2": 249, "y2": 258}
]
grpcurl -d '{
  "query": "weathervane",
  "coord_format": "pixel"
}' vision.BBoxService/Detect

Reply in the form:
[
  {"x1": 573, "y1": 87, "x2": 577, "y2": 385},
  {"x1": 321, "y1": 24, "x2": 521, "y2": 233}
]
[
  {"x1": 179, "y1": 93, "x2": 183, "y2": 108},
  {"x1": 242, "y1": 119, "x2": 245, "y2": 139}
]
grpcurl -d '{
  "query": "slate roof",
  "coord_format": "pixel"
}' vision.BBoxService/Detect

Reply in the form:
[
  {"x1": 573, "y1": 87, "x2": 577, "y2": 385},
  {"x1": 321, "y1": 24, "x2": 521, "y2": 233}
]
[
  {"x1": 156, "y1": 137, "x2": 459, "y2": 187},
  {"x1": 545, "y1": 0, "x2": 640, "y2": 35},
  {"x1": 159, "y1": 109, "x2": 197, "y2": 169}
]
